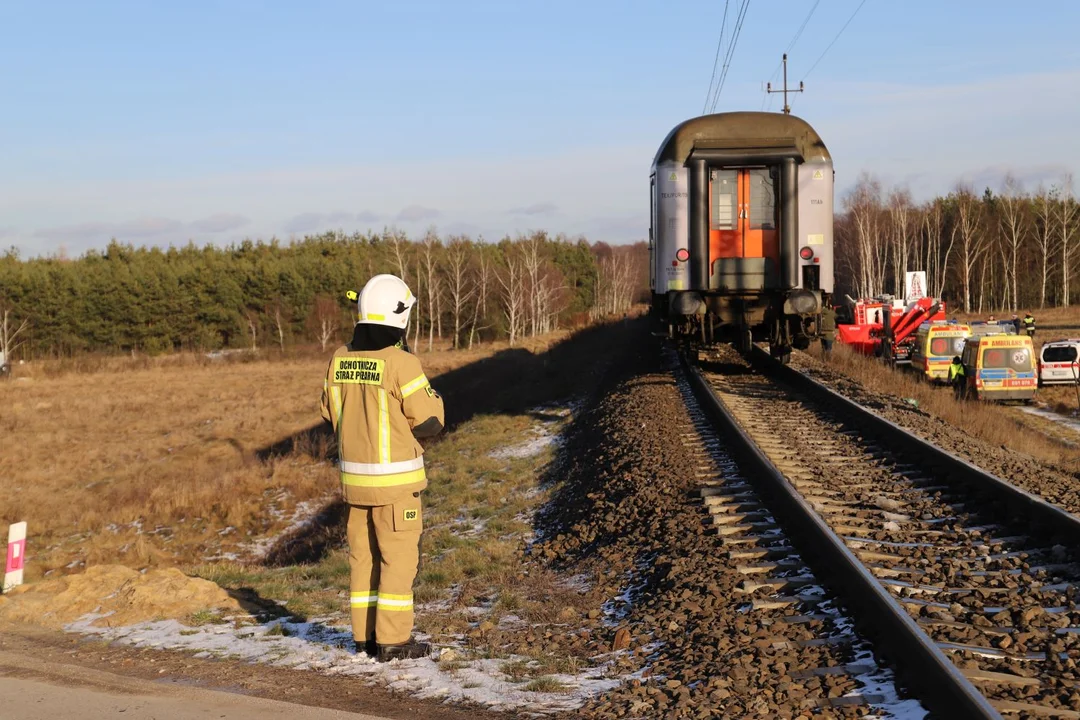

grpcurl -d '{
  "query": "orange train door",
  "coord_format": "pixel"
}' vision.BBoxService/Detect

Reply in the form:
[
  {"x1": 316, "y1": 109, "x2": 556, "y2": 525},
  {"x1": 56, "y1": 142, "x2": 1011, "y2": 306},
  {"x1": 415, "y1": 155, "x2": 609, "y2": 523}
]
[{"x1": 708, "y1": 167, "x2": 779, "y2": 271}]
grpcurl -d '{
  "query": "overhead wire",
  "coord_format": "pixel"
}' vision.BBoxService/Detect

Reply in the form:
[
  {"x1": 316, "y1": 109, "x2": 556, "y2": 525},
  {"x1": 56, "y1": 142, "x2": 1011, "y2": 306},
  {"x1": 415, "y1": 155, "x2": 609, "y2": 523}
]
[
  {"x1": 762, "y1": 0, "x2": 820, "y2": 110},
  {"x1": 708, "y1": 0, "x2": 750, "y2": 113},
  {"x1": 702, "y1": 0, "x2": 732, "y2": 115},
  {"x1": 802, "y1": 0, "x2": 869, "y2": 80}
]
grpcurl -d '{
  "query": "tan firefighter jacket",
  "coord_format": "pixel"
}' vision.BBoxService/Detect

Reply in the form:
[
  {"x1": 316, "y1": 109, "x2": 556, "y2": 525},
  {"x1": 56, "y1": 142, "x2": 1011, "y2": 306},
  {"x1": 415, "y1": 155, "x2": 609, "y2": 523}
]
[{"x1": 321, "y1": 344, "x2": 444, "y2": 507}]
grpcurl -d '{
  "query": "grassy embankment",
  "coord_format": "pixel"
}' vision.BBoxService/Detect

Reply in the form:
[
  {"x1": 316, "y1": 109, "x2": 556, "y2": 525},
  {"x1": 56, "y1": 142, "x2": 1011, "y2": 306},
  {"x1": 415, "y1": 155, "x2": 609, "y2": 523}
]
[
  {"x1": 816, "y1": 305, "x2": 1080, "y2": 468},
  {"x1": 0, "y1": 320, "x2": 626, "y2": 684},
  {"x1": 0, "y1": 331, "x2": 568, "y2": 580}
]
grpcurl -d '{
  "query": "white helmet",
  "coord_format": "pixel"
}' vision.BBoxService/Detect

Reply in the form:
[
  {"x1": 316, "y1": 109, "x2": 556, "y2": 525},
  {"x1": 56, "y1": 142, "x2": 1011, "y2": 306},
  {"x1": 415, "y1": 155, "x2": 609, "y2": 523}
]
[{"x1": 357, "y1": 274, "x2": 415, "y2": 329}]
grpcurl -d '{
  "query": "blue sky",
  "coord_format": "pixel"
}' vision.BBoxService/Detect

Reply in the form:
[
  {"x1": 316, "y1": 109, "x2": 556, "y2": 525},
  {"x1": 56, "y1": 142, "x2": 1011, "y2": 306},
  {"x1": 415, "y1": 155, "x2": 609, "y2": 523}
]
[{"x1": 2, "y1": 0, "x2": 1078, "y2": 257}]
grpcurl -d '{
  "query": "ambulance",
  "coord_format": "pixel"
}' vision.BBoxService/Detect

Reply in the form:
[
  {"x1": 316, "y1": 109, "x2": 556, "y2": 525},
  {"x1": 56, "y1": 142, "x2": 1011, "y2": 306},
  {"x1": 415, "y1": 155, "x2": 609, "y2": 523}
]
[
  {"x1": 909, "y1": 322, "x2": 971, "y2": 382},
  {"x1": 1038, "y1": 340, "x2": 1080, "y2": 386},
  {"x1": 959, "y1": 334, "x2": 1037, "y2": 402}
]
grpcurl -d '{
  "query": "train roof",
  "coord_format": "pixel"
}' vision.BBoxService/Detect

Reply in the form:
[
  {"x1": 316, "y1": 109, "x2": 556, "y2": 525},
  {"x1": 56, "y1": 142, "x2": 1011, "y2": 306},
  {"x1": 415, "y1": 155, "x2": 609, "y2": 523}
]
[{"x1": 652, "y1": 112, "x2": 831, "y2": 169}]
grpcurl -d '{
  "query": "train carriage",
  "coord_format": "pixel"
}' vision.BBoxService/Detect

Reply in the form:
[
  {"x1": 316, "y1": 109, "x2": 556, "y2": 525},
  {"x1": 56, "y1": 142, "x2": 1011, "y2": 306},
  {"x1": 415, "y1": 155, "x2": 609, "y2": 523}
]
[{"x1": 649, "y1": 112, "x2": 833, "y2": 359}]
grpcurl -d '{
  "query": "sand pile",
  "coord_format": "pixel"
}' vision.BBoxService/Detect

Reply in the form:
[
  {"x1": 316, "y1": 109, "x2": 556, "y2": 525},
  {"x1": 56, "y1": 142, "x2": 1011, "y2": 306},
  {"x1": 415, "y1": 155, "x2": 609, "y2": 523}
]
[{"x1": 0, "y1": 565, "x2": 245, "y2": 629}]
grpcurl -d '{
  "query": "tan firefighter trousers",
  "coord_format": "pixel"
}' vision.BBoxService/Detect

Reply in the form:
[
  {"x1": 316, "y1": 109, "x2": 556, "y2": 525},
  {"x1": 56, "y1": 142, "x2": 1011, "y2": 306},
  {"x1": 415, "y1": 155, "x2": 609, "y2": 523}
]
[{"x1": 347, "y1": 494, "x2": 423, "y2": 646}]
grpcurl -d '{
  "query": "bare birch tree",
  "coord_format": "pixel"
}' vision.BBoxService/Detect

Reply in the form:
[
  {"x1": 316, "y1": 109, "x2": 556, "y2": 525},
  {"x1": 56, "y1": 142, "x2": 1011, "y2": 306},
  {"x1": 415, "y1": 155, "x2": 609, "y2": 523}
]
[
  {"x1": 998, "y1": 174, "x2": 1027, "y2": 312},
  {"x1": 387, "y1": 229, "x2": 409, "y2": 282},
  {"x1": 887, "y1": 188, "x2": 914, "y2": 296},
  {"x1": 421, "y1": 231, "x2": 441, "y2": 351},
  {"x1": 244, "y1": 310, "x2": 259, "y2": 351},
  {"x1": 952, "y1": 185, "x2": 986, "y2": 311},
  {"x1": 922, "y1": 199, "x2": 951, "y2": 298},
  {"x1": 267, "y1": 299, "x2": 288, "y2": 352},
  {"x1": 308, "y1": 294, "x2": 341, "y2": 351},
  {"x1": 845, "y1": 174, "x2": 886, "y2": 298},
  {"x1": 0, "y1": 307, "x2": 30, "y2": 367},
  {"x1": 445, "y1": 237, "x2": 476, "y2": 349},
  {"x1": 497, "y1": 248, "x2": 525, "y2": 347},
  {"x1": 468, "y1": 250, "x2": 492, "y2": 349},
  {"x1": 521, "y1": 234, "x2": 545, "y2": 337},
  {"x1": 1059, "y1": 174, "x2": 1079, "y2": 307},
  {"x1": 411, "y1": 257, "x2": 423, "y2": 350},
  {"x1": 1032, "y1": 185, "x2": 1056, "y2": 308}
]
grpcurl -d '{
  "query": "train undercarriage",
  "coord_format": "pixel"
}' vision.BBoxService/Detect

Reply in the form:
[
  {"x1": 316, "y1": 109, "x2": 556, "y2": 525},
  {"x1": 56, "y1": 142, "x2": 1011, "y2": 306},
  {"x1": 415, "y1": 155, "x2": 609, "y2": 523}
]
[{"x1": 659, "y1": 289, "x2": 820, "y2": 362}]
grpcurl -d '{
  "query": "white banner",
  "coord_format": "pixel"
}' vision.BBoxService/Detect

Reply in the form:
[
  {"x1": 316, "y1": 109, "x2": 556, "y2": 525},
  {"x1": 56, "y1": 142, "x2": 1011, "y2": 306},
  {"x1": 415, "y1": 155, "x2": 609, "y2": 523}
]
[{"x1": 905, "y1": 271, "x2": 927, "y2": 302}]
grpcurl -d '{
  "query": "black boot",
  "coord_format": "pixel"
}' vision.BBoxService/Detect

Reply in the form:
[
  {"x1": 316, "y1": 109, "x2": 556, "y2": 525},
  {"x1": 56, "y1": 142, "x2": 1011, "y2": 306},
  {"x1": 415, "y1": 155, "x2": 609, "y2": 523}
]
[
  {"x1": 377, "y1": 638, "x2": 431, "y2": 662},
  {"x1": 354, "y1": 638, "x2": 378, "y2": 657}
]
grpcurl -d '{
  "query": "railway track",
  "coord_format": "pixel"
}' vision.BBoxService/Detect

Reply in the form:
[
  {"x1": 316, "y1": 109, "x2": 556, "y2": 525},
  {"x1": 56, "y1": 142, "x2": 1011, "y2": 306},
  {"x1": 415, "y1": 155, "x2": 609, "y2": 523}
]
[
  {"x1": 683, "y1": 343, "x2": 1080, "y2": 719},
  {"x1": 666, "y1": 348, "x2": 926, "y2": 718}
]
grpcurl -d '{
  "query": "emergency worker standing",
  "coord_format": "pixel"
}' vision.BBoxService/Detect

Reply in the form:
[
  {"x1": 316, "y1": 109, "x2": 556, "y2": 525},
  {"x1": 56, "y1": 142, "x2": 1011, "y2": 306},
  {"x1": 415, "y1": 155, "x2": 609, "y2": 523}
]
[
  {"x1": 818, "y1": 301, "x2": 837, "y2": 358},
  {"x1": 1023, "y1": 313, "x2": 1036, "y2": 338},
  {"x1": 321, "y1": 274, "x2": 445, "y2": 662},
  {"x1": 949, "y1": 355, "x2": 966, "y2": 400}
]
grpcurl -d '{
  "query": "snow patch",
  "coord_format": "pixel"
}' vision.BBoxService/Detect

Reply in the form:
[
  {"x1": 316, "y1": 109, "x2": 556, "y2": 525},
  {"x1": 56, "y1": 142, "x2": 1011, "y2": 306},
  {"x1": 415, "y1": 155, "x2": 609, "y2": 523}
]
[
  {"x1": 65, "y1": 614, "x2": 622, "y2": 715},
  {"x1": 242, "y1": 495, "x2": 332, "y2": 561},
  {"x1": 488, "y1": 402, "x2": 575, "y2": 460},
  {"x1": 489, "y1": 434, "x2": 561, "y2": 460},
  {"x1": 1022, "y1": 405, "x2": 1080, "y2": 435}
]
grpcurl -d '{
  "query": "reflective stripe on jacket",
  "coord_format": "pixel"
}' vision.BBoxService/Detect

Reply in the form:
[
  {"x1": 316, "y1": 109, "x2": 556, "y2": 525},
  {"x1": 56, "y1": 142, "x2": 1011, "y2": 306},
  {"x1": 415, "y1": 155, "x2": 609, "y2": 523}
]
[
  {"x1": 1023, "y1": 317, "x2": 1035, "y2": 328},
  {"x1": 321, "y1": 345, "x2": 445, "y2": 506},
  {"x1": 948, "y1": 363, "x2": 965, "y2": 381}
]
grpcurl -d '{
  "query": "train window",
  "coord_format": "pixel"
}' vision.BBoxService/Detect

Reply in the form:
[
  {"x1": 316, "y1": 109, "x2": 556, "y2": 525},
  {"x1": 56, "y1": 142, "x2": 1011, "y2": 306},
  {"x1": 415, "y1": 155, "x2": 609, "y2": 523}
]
[
  {"x1": 748, "y1": 169, "x2": 776, "y2": 230},
  {"x1": 710, "y1": 169, "x2": 737, "y2": 230}
]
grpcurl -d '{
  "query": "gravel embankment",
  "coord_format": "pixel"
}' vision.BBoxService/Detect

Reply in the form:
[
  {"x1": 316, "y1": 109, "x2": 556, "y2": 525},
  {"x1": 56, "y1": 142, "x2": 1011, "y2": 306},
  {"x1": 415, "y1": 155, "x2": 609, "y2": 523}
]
[{"x1": 524, "y1": 334, "x2": 899, "y2": 719}]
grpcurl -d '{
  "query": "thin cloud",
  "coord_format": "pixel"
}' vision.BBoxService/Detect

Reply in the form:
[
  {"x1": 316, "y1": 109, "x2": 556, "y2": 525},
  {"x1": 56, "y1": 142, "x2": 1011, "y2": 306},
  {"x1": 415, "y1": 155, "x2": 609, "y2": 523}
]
[
  {"x1": 396, "y1": 205, "x2": 440, "y2": 222},
  {"x1": 283, "y1": 211, "x2": 357, "y2": 233},
  {"x1": 573, "y1": 214, "x2": 646, "y2": 244},
  {"x1": 35, "y1": 217, "x2": 184, "y2": 241},
  {"x1": 189, "y1": 213, "x2": 250, "y2": 233},
  {"x1": 442, "y1": 221, "x2": 484, "y2": 237},
  {"x1": 0, "y1": 226, "x2": 15, "y2": 239},
  {"x1": 284, "y1": 212, "x2": 336, "y2": 233},
  {"x1": 960, "y1": 164, "x2": 1072, "y2": 194},
  {"x1": 355, "y1": 211, "x2": 382, "y2": 224},
  {"x1": 508, "y1": 202, "x2": 557, "y2": 216}
]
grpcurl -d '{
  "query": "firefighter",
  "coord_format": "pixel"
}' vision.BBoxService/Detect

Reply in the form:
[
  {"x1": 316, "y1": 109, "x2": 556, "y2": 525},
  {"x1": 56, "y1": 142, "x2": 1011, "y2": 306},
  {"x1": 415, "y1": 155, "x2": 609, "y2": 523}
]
[
  {"x1": 949, "y1": 355, "x2": 966, "y2": 399},
  {"x1": 1023, "y1": 312, "x2": 1036, "y2": 338},
  {"x1": 819, "y1": 298, "x2": 837, "y2": 358},
  {"x1": 321, "y1": 274, "x2": 445, "y2": 662}
]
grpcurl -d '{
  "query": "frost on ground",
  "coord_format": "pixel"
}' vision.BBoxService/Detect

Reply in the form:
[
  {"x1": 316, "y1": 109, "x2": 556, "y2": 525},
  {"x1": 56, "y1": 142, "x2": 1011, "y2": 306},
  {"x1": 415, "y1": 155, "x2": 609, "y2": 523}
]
[
  {"x1": 488, "y1": 404, "x2": 575, "y2": 460},
  {"x1": 242, "y1": 494, "x2": 335, "y2": 562},
  {"x1": 67, "y1": 613, "x2": 622, "y2": 716},
  {"x1": 824, "y1": 605, "x2": 928, "y2": 720},
  {"x1": 1022, "y1": 405, "x2": 1080, "y2": 435}
]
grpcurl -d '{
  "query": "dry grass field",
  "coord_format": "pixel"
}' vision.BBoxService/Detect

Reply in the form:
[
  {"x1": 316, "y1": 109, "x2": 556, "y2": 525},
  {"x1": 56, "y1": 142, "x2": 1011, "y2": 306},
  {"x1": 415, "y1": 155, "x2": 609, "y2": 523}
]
[
  {"x1": 0, "y1": 317, "x2": 639, "y2": 685},
  {"x1": 815, "y1": 306, "x2": 1080, "y2": 469},
  {"x1": 0, "y1": 330, "x2": 575, "y2": 581}
]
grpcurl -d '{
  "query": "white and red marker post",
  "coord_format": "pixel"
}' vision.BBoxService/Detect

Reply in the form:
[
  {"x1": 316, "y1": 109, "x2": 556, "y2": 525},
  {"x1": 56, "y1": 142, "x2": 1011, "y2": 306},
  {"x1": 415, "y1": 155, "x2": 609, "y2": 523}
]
[{"x1": 4, "y1": 522, "x2": 27, "y2": 593}]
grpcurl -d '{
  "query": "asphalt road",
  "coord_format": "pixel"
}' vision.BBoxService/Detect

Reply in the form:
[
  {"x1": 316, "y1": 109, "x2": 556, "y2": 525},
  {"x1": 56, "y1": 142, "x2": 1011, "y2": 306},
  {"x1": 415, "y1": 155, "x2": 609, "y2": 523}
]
[{"x1": 0, "y1": 651, "x2": 391, "y2": 720}]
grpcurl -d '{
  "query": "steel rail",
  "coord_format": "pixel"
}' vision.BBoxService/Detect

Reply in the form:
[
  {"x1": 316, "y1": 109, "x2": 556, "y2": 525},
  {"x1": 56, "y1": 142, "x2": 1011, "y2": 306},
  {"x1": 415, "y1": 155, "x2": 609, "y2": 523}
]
[
  {"x1": 749, "y1": 345, "x2": 1080, "y2": 542},
  {"x1": 682, "y1": 352, "x2": 1002, "y2": 719}
]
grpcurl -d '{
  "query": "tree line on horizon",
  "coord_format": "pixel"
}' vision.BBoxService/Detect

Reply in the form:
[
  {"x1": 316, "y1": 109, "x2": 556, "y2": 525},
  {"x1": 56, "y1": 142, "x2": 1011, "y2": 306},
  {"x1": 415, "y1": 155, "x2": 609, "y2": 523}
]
[
  {"x1": 835, "y1": 171, "x2": 1079, "y2": 314},
  {"x1": 0, "y1": 230, "x2": 649, "y2": 360}
]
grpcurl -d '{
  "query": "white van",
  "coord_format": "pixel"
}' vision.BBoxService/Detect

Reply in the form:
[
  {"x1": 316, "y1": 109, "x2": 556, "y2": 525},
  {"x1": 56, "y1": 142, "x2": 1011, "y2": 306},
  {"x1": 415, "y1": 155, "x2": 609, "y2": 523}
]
[{"x1": 1038, "y1": 340, "x2": 1080, "y2": 386}]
